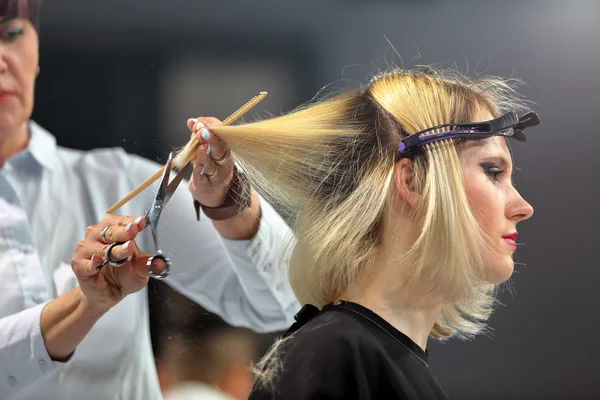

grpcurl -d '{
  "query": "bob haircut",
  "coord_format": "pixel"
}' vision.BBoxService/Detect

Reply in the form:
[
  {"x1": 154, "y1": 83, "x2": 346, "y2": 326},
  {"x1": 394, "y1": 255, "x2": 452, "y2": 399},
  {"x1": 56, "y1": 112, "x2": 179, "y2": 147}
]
[{"x1": 177, "y1": 67, "x2": 531, "y2": 339}]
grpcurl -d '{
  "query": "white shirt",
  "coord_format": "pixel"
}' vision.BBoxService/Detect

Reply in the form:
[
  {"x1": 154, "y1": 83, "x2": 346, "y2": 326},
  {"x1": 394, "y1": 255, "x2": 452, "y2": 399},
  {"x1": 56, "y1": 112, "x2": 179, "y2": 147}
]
[{"x1": 0, "y1": 121, "x2": 299, "y2": 400}]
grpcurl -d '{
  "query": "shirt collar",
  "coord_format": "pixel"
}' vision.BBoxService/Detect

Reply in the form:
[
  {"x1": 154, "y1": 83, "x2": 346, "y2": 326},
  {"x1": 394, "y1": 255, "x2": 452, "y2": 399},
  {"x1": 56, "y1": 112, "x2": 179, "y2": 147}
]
[{"x1": 26, "y1": 120, "x2": 59, "y2": 173}]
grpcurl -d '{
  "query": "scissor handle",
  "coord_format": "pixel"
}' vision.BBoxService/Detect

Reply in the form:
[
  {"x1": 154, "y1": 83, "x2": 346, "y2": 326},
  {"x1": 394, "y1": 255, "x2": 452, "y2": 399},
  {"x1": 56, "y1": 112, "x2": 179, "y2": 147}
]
[
  {"x1": 146, "y1": 251, "x2": 171, "y2": 279},
  {"x1": 101, "y1": 242, "x2": 129, "y2": 269}
]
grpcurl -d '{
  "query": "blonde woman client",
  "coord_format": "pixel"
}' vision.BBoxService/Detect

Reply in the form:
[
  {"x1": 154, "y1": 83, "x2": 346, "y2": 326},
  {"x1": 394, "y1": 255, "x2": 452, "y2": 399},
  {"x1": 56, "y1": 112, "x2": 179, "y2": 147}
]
[{"x1": 189, "y1": 67, "x2": 539, "y2": 399}]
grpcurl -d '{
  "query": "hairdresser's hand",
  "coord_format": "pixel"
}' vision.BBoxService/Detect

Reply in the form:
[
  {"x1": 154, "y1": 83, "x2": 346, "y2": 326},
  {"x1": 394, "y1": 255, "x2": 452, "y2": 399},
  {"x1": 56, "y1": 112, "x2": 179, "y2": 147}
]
[
  {"x1": 186, "y1": 117, "x2": 235, "y2": 208},
  {"x1": 70, "y1": 215, "x2": 165, "y2": 313}
]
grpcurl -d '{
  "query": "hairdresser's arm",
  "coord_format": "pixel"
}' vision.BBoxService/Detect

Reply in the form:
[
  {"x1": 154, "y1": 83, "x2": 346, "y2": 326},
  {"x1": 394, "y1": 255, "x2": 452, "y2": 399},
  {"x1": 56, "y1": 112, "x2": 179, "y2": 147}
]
[
  {"x1": 0, "y1": 290, "x2": 106, "y2": 397},
  {"x1": 39, "y1": 287, "x2": 108, "y2": 361},
  {"x1": 124, "y1": 149, "x2": 299, "y2": 332},
  {"x1": 0, "y1": 213, "x2": 154, "y2": 396},
  {"x1": 210, "y1": 188, "x2": 261, "y2": 240}
]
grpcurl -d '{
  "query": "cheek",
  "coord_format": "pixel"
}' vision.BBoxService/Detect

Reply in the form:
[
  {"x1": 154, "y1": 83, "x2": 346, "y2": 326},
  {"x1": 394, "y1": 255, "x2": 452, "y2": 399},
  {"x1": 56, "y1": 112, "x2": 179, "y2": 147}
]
[
  {"x1": 16, "y1": 53, "x2": 37, "y2": 115},
  {"x1": 463, "y1": 175, "x2": 502, "y2": 234}
]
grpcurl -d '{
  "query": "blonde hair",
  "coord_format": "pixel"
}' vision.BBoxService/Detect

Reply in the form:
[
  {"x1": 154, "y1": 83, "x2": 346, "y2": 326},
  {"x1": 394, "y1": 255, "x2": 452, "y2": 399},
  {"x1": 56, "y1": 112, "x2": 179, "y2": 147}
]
[{"x1": 191, "y1": 67, "x2": 529, "y2": 339}]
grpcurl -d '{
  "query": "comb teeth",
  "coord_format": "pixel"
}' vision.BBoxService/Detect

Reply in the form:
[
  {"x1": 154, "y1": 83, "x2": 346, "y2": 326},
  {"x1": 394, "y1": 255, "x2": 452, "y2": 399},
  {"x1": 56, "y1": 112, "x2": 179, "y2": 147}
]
[{"x1": 222, "y1": 92, "x2": 267, "y2": 126}]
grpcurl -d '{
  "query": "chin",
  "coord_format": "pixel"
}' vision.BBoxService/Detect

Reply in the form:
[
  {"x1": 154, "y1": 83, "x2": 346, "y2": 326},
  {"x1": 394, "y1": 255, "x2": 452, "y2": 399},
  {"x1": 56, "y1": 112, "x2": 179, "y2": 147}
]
[
  {"x1": 0, "y1": 116, "x2": 24, "y2": 134},
  {"x1": 484, "y1": 258, "x2": 515, "y2": 284}
]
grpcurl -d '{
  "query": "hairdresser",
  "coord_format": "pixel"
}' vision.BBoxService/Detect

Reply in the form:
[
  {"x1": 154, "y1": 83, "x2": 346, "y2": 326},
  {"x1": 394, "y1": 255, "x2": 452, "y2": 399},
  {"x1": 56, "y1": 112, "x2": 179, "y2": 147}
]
[{"x1": 0, "y1": 1, "x2": 298, "y2": 399}]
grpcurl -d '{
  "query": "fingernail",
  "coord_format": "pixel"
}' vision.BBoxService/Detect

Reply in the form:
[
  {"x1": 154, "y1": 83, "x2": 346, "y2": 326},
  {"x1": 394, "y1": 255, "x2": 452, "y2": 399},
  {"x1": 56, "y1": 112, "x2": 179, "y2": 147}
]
[
  {"x1": 125, "y1": 222, "x2": 132, "y2": 232},
  {"x1": 134, "y1": 216, "x2": 143, "y2": 225},
  {"x1": 200, "y1": 166, "x2": 205, "y2": 175},
  {"x1": 201, "y1": 128, "x2": 210, "y2": 141},
  {"x1": 195, "y1": 121, "x2": 205, "y2": 131},
  {"x1": 122, "y1": 241, "x2": 130, "y2": 251},
  {"x1": 206, "y1": 144, "x2": 211, "y2": 155}
]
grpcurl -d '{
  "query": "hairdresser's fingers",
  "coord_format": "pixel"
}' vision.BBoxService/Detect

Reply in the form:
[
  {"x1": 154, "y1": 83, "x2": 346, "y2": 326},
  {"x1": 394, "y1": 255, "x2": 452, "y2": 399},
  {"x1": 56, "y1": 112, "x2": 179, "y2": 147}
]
[
  {"x1": 71, "y1": 255, "x2": 104, "y2": 278},
  {"x1": 196, "y1": 138, "x2": 235, "y2": 186},
  {"x1": 89, "y1": 215, "x2": 147, "y2": 244},
  {"x1": 189, "y1": 156, "x2": 231, "y2": 208},
  {"x1": 194, "y1": 123, "x2": 230, "y2": 164},
  {"x1": 187, "y1": 117, "x2": 222, "y2": 133}
]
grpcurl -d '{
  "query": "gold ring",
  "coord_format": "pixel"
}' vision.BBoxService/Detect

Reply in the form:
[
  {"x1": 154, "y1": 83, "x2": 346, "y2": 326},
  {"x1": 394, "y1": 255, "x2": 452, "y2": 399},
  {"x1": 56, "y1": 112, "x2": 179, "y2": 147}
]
[
  {"x1": 203, "y1": 165, "x2": 218, "y2": 179},
  {"x1": 212, "y1": 149, "x2": 231, "y2": 165}
]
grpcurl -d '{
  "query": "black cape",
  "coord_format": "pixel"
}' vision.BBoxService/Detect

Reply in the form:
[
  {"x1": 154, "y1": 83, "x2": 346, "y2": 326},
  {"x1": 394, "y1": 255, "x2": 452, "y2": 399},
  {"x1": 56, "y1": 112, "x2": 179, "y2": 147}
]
[{"x1": 249, "y1": 300, "x2": 449, "y2": 400}]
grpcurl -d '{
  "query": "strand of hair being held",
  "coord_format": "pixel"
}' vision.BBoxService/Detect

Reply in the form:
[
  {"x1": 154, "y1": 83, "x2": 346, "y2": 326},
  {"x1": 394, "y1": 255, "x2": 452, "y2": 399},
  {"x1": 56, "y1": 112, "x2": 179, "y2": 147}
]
[{"x1": 106, "y1": 91, "x2": 267, "y2": 213}]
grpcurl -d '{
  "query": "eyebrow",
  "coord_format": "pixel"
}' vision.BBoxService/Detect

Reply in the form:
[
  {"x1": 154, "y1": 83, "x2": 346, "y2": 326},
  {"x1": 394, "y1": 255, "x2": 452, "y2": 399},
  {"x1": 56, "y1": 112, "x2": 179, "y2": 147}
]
[{"x1": 479, "y1": 155, "x2": 511, "y2": 167}]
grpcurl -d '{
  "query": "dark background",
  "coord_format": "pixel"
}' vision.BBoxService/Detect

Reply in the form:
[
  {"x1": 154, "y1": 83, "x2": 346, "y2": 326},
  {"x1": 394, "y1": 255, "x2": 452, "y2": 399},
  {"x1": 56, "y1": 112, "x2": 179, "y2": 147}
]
[{"x1": 32, "y1": 1, "x2": 600, "y2": 399}]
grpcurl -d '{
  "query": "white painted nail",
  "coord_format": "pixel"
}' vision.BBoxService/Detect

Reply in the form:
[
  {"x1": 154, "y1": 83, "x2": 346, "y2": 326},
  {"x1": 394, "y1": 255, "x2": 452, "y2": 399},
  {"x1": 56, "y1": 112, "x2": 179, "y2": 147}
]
[
  {"x1": 206, "y1": 144, "x2": 211, "y2": 155},
  {"x1": 134, "y1": 216, "x2": 143, "y2": 225},
  {"x1": 125, "y1": 223, "x2": 132, "y2": 232},
  {"x1": 122, "y1": 241, "x2": 130, "y2": 251},
  {"x1": 195, "y1": 121, "x2": 205, "y2": 131},
  {"x1": 201, "y1": 128, "x2": 210, "y2": 141}
]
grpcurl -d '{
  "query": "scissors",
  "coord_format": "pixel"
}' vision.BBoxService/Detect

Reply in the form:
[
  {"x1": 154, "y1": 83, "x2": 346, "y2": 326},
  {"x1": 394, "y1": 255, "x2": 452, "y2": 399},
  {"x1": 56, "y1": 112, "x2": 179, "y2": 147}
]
[
  {"x1": 143, "y1": 151, "x2": 190, "y2": 279},
  {"x1": 101, "y1": 152, "x2": 189, "y2": 279}
]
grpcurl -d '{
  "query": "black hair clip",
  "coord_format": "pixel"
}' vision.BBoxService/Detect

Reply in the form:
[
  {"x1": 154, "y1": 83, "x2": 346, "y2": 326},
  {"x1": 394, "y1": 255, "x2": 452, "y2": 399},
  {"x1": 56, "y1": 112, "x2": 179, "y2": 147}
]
[{"x1": 398, "y1": 111, "x2": 540, "y2": 155}]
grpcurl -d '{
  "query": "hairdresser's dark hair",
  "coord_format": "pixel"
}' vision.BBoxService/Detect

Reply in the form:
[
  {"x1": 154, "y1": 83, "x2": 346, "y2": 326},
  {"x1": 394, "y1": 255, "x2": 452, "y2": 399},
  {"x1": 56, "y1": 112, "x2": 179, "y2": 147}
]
[{"x1": 1, "y1": 0, "x2": 41, "y2": 30}]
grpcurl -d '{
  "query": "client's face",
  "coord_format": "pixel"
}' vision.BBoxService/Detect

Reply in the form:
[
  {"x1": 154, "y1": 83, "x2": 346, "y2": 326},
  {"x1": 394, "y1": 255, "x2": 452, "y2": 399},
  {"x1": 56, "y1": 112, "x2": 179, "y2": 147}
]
[
  {"x1": 0, "y1": 18, "x2": 38, "y2": 134},
  {"x1": 459, "y1": 111, "x2": 534, "y2": 284}
]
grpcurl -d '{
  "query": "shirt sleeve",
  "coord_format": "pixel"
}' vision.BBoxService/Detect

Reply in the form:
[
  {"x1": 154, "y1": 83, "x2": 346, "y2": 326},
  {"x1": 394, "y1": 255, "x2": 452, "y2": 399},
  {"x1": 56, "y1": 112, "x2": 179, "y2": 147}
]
[
  {"x1": 0, "y1": 303, "x2": 56, "y2": 398},
  {"x1": 125, "y1": 154, "x2": 300, "y2": 333}
]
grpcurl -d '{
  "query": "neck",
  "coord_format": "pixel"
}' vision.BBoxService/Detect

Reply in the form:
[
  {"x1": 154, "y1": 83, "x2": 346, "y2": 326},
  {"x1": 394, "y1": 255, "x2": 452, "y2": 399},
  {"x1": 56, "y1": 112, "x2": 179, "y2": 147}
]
[
  {"x1": 0, "y1": 122, "x2": 29, "y2": 168},
  {"x1": 343, "y1": 253, "x2": 443, "y2": 352}
]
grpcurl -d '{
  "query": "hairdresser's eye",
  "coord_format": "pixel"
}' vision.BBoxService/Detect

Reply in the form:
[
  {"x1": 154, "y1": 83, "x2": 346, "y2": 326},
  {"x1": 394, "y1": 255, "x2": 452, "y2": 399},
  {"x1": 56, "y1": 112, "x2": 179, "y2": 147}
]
[
  {"x1": 1, "y1": 27, "x2": 24, "y2": 42},
  {"x1": 481, "y1": 162, "x2": 506, "y2": 181}
]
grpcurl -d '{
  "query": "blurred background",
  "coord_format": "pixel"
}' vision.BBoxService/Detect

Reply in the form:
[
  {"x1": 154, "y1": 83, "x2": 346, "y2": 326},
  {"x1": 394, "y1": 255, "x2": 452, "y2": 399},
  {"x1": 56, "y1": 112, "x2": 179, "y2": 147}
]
[{"x1": 32, "y1": 0, "x2": 599, "y2": 399}]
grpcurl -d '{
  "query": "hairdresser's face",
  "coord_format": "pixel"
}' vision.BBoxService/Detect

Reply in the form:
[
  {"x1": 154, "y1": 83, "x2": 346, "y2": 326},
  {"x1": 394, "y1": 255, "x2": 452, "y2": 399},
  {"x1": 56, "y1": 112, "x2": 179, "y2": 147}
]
[
  {"x1": 0, "y1": 18, "x2": 38, "y2": 134},
  {"x1": 460, "y1": 111, "x2": 534, "y2": 284}
]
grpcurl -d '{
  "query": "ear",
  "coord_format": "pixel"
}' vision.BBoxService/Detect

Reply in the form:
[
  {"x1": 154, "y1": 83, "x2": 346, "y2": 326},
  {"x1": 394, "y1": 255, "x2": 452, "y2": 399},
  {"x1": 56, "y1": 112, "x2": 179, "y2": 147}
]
[{"x1": 393, "y1": 158, "x2": 420, "y2": 208}]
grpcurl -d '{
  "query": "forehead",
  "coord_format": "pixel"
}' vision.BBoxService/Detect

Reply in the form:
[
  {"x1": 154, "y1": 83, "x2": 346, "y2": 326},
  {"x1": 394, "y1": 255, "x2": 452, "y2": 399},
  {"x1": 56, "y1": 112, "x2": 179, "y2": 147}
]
[
  {"x1": 460, "y1": 136, "x2": 512, "y2": 161},
  {"x1": 457, "y1": 108, "x2": 512, "y2": 162}
]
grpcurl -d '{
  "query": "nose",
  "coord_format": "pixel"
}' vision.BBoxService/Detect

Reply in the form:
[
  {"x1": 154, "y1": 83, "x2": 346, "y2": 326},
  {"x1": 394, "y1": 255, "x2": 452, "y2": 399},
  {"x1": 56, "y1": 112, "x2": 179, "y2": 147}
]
[{"x1": 507, "y1": 187, "x2": 534, "y2": 222}]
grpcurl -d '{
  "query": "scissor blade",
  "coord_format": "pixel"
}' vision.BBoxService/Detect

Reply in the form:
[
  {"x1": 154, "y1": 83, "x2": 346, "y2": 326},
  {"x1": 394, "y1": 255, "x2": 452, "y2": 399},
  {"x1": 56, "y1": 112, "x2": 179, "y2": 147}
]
[
  {"x1": 158, "y1": 153, "x2": 175, "y2": 189},
  {"x1": 163, "y1": 162, "x2": 191, "y2": 204}
]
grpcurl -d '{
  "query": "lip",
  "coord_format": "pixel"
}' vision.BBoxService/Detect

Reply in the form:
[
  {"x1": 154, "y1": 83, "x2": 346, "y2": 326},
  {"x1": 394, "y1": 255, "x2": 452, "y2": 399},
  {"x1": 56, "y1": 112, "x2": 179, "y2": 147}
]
[
  {"x1": 502, "y1": 232, "x2": 518, "y2": 240},
  {"x1": 0, "y1": 92, "x2": 15, "y2": 103},
  {"x1": 502, "y1": 232, "x2": 518, "y2": 248}
]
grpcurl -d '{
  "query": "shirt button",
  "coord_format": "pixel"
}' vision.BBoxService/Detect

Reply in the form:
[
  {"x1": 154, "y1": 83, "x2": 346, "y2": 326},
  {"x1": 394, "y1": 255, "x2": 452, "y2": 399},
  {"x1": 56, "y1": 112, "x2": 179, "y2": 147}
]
[
  {"x1": 332, "y1": 300, "x2": 342, "y2": 306},
  {"x1": 261, "y1": 261, "x2": 272, "y2": 273},
  {"x1": 39, "y1": 359, "x2": 48, "y2": 372},
  {"x1": 32, "y1": 294, "x2": 46, "y2": 304},
  {"x1": 8, "y1": 376, "x2": 17, "y2": 387}
]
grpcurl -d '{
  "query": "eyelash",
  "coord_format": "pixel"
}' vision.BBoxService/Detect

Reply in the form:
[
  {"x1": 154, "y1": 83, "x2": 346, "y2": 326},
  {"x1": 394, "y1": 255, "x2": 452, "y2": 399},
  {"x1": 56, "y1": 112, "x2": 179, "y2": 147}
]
[
  {"x1": 1, "y1": 27, "x2": 24, "y2": 43},
  {"x1": 483, "y1": 165, "x2": 507, "y2": 180}
]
